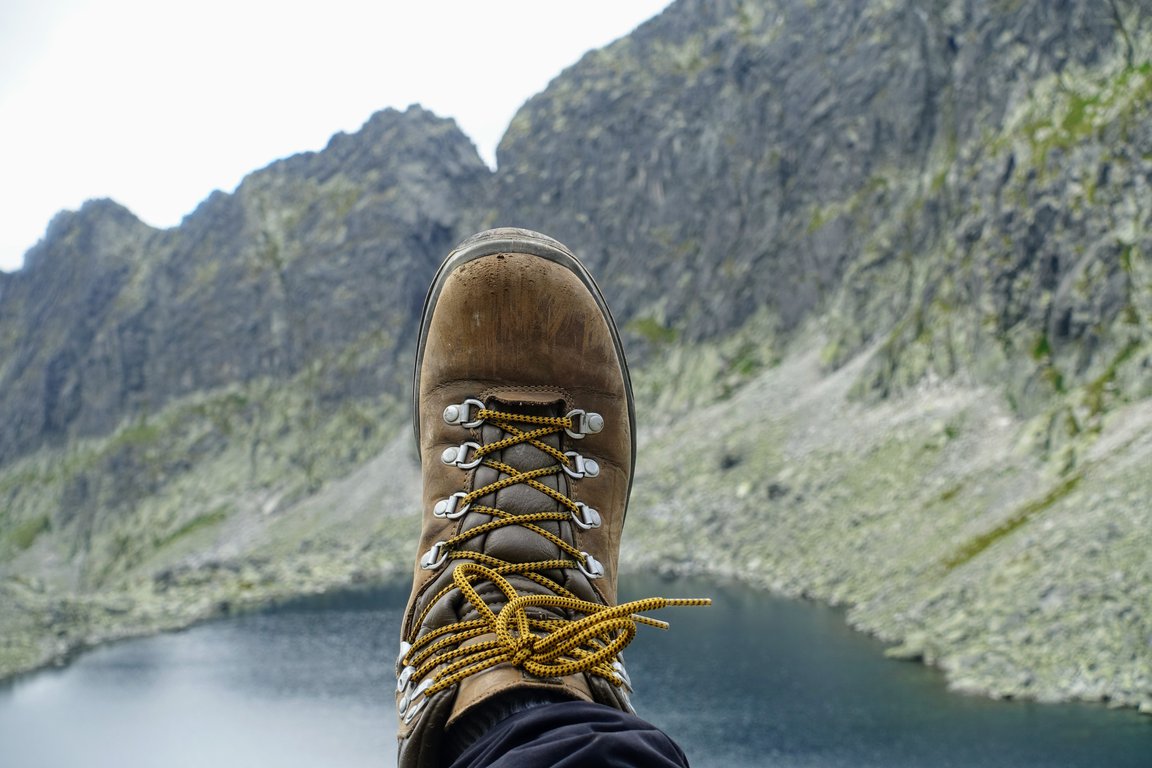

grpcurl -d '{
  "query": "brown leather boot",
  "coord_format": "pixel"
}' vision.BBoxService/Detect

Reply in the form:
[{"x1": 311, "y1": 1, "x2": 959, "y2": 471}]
[{"x1": 396, "y1": 228, "x2": 705, "y2": 767}]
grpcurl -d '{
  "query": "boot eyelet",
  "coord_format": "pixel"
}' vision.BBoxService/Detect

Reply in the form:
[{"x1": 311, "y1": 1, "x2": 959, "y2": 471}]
[
  {"x1": 434, "y1": 492, "x2": 471, "y2": 519},
  {"x1": 420, "y1": 541, "x2": 448, "y2": 570},
  {"x1": 562, "y1": 451, "x2": 600, "y2": 478},
  {"x1": 397, "y1": 665, "x2": 414, "y2": 692},
  {"x1": 613, "y1": 660, "x2": 633, "y2": 692},
  {"x1": 578, "y1": 552, "x2": 605, "y2": 579},
  {"x1": 401, "y1": 679, "x2": 434, "y2": 723},
  {"x1": 564, "y1": 409, "x2": 604, "y2": 439},
  {"x1": 441, "y1": 442, "x2": 483, "y2": 469},
  {"x1": 572, "y1": 502, "x2": 601, "y2": 530},
  {"x1": 443, "y1": 398, "x2": 485, "y2": 428}
]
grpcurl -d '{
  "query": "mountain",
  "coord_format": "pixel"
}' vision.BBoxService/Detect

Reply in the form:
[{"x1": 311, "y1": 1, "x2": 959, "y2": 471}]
[
  {"x1": 2, "y1": 0, "x2": 1149, "y2": 714},
  {"x1": 0, "y1": 108, "x2": 489, "y2": 465}
]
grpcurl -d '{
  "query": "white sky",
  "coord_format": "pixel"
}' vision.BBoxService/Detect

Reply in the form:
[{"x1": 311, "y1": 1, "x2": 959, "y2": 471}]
[{"x1": 0, "y1": 0, "x2": 673, "y2": 273}]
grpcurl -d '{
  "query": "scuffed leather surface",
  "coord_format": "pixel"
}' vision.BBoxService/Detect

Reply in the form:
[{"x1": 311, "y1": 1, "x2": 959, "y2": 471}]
[{"x1": 398, "y1": 234, "x2": 634, "y2": 768}]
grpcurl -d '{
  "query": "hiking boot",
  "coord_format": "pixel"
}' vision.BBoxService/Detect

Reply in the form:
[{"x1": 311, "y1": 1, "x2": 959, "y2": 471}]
[{"x1": 396, "y1": 228, "x2": 705, "y2": 767}]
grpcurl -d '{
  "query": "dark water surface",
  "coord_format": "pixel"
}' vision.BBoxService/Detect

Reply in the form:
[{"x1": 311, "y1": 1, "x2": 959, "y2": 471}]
[{"x1": 1, "y1": 577, "x2": 1148, "y2": 767}]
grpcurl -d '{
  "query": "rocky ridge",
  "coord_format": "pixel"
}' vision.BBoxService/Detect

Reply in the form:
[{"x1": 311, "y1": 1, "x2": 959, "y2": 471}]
[
  {"x1": 0, "y1": 106, "x2": 489, "y2": 465},
  {"x1": 2, "y1": 0, "x2": 1150, "y2": 715}
]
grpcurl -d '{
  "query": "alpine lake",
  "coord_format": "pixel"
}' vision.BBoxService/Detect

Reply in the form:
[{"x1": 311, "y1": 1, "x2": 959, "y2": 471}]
[{"x1": 1, "y1": 576, "x2": 1149, "y2": 767}]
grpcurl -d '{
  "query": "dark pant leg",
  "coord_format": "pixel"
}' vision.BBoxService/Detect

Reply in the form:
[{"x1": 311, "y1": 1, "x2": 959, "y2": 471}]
[{"x1": 447, "y1": 700, "x2": 691, "y2": 768}]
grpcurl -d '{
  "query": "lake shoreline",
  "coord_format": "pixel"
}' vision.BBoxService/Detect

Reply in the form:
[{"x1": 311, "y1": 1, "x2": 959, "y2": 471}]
[
  {"x1": 5, "y1": 571, "x2": 1150, "y2": 768},
  {"x1": 3, "y1": 560, "x2": 1151, "y2": 722}
]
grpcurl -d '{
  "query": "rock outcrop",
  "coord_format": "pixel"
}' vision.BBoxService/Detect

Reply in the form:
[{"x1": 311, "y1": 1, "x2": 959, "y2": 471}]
[{"x1": 0, "y1": 106, "x2": 489, "y2": 465}]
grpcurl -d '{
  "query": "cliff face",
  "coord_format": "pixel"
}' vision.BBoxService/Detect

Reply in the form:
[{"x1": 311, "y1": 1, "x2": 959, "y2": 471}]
[
  {"x1": 1, "y1": 200, "x2": 153, "y2": 458},
  {"x1": 1, "y1": 0, "x2": 1150, "y2": 713},
  {"x1": 0, "y1": 106, "x2": 490, "y2": 465},
  {"x1": 828, "y1": 57, "x2": 1152, "y2": 436},
  {"x1": 495, "y1": 0, "x2": 1120, "y2": 345}
]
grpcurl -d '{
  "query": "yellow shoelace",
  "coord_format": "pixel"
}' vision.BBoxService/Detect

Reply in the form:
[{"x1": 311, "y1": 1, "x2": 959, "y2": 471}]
[{"x1": 403, "y1": 407, "x2": 709, "y2": 696}]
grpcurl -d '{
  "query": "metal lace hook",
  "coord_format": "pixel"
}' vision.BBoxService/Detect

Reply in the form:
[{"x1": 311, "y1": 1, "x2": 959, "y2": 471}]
[
  {"x1": 572, "y1": 502, "x2": 602, "y2": 530},
  {"x1": 562, "y1": 451, "x2": 600, "y2": 478},
  {"x1": 443, "y1": 398, "x2": 486, "y2": 428},
  {"x1": 564, "y1": 409, "x2": 604, "y2": 439},
  {"x1": 441, "y1": 442, "x2": 483, "y2": 469}
]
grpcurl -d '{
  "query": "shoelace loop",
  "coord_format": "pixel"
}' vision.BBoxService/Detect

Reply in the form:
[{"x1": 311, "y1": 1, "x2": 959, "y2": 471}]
[{"x1": 402, "y1": 403, "x2": 710, "y2": 703}]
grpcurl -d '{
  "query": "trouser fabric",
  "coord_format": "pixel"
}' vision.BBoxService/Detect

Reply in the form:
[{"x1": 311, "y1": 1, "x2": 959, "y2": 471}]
[{"x1": 447, "y1": 700, "x2": 691, "y2": 768}]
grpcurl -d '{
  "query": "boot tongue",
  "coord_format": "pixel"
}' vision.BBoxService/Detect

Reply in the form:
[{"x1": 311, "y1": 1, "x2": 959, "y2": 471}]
[
  {"x1": 483, "y1": 388, "x2": 569, "y2": 406},
  {"x1": 445, "y1": 394, "x2": 601, "y2": 724},
  {"x1": 416, "y1": 388, "x2": 607, "y2": 672},
  {"x1": 456, "y1": 394, "x2": 572, "y2": 624}
]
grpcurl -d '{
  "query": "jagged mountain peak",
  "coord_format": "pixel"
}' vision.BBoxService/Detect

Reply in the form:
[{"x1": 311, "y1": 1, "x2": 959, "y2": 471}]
[
  {"x1": 0, "y1": 102, "x2": 490, "y2": 465},
  {"x1": 21, "y1": 198, "x2": 151, "y2": 274}
]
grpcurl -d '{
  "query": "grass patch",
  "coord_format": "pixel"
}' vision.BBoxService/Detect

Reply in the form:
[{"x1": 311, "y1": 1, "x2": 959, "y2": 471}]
[
  {"x1": 1032, "y1": 333, "x2": 1051, "y2": 360},
  {"x1": 108, "y1": 420, "x2": 163, "y2": 450},
  {"x1": 629, "y1": 316, "x2": 679, "y2": 345},
  {"x1": 7, "y1": 515, "x2": 50, "y2": 551},
  {"x1": 943, "y1": 473, "x2": 1081, "y2": 570},
  {"x1": 936, "y1": 483, "x2": 964, "y2": 504},
  {"x1": 154, "y1": 507, "x2": 230, "y2": 551}
]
